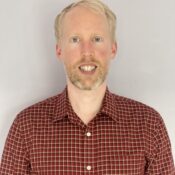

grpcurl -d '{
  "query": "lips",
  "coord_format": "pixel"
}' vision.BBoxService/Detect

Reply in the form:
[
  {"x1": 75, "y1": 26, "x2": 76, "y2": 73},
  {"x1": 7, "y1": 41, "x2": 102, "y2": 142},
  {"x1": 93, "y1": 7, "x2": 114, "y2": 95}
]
[
  {"x1": 79, "y1": 65, "x2": 96, "y2": 71},
  {"x1": 78, "y1": 64, "x2": 97, "y2": 73}
]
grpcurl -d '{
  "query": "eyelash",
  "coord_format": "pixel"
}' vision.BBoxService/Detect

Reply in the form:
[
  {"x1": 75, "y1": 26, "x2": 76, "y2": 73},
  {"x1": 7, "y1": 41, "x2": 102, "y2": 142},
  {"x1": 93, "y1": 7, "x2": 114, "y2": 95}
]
[
  {"x1": 69, "y1": 36, "x2": 104, "y2": 43},
  {"x1": 93, "y1": 36, "x2": 103, "y2": 42},
  {"x1": 70, "y1": 37, "x2": 80, "y2": 43}
]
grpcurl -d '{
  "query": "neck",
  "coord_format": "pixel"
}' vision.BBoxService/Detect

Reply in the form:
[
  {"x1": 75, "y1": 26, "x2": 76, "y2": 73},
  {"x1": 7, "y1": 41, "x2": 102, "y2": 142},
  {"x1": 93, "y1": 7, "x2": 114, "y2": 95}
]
[{"x1": 67, "y1": 82, "x2": 107, "y2": 125}]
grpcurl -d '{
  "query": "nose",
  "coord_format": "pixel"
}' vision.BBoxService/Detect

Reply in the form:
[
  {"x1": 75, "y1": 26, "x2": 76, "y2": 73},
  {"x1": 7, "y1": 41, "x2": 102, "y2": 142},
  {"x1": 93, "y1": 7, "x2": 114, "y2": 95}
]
[{"x1": 81, "y1": 40, "x2": 94, "y2": 57}]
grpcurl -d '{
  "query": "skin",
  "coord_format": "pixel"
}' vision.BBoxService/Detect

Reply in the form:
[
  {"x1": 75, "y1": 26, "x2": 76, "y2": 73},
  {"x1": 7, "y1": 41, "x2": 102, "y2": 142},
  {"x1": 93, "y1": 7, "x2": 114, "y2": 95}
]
[{"x1": 56, "y1": 6, "x2": 117, "y2": 124}]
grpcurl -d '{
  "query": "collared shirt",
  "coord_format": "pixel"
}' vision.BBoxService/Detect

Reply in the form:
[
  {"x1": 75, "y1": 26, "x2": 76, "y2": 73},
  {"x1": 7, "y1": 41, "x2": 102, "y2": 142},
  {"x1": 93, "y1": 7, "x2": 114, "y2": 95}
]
[{"x1": 0, "y1": 87, "x2": 175, "y2": 175}]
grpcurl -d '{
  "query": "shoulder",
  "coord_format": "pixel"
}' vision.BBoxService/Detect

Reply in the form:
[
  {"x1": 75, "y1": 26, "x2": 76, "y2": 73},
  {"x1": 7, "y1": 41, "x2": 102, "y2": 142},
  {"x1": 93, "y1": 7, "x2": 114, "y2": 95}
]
[
  {"x1": 14, "y1": 92, "x2": 63, "y2": 126},
  {"x1": 110, "y1": 92, "x2": 163, "y2": 126},
  {"x1": 110, "y1": 92, "x2": 168, "y2": 145}
]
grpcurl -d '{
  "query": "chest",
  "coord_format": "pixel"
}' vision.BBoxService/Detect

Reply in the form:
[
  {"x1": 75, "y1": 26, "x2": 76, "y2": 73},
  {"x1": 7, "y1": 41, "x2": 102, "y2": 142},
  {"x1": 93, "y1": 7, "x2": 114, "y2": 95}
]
[{"x1": 29, "y1": 120, "x2": 146, "y2": 174}]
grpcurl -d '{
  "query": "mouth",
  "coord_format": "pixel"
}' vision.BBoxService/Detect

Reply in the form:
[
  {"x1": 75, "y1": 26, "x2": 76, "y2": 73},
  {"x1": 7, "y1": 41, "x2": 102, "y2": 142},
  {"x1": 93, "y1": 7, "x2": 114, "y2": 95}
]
[{"x1": 78, "y1": 64, "x2": 97, "y2": 74}]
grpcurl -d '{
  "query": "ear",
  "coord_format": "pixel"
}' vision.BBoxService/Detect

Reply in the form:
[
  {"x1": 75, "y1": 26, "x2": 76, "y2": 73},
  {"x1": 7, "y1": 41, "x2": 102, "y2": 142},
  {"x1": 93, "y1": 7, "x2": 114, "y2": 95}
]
[
  {"x1": 56, "y1": 44, "x2": 62, "y2": 59},
  {"x1": 111, "y1": 42, "x2": 117, "y2": 59}
]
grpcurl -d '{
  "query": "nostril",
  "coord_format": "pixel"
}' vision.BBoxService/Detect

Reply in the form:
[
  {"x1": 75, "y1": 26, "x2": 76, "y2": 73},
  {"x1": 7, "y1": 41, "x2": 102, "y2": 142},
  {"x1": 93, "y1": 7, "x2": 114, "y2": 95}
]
[{"x1": 82, "y1": 52, "x2": 94, "y2": 58}]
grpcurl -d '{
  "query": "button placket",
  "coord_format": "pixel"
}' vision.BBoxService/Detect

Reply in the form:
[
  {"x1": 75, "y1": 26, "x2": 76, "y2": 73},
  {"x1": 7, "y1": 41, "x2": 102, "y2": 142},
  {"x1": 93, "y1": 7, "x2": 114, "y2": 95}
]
[
  {"x1": 86, "y1": 165, "x2": 92, "y2": 171},
  {"x1": 86, "y1": 132, "x2": 91, "y2": 137},
  {"x1": 84, "y1": 128, "x2": 93, "y2": 173}
]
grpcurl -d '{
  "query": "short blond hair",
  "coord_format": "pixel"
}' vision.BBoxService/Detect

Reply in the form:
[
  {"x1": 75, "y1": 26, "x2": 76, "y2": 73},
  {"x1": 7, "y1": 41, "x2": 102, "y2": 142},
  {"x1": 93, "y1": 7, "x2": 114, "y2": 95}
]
[{"x1": 54, "y1": 0, "x2": 117, "y2": 43}]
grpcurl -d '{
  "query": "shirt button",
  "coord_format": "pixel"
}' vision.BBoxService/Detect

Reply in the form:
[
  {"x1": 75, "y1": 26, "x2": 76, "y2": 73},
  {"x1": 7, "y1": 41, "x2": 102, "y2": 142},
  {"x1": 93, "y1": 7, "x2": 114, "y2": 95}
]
[
  {"x1": 86, "y1": 165, "x2": 92, "y2": 171},
  {"x1": 86, "y1": 132, "x2": 91, "y2": 137}
]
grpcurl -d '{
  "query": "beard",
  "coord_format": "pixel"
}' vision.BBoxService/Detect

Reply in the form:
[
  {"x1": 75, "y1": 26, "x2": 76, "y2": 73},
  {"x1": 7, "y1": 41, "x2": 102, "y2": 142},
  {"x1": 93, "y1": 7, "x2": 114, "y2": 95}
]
[{"x1": 64, "y1": 56, "x2": 108, "y2": 90}]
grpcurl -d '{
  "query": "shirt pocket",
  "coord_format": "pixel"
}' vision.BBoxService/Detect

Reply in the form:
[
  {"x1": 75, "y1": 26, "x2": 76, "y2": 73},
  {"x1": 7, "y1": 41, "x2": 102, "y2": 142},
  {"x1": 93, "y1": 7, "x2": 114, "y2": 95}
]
[{"x1": 98, "y1": 152, "x2": 146, "y2": 175}]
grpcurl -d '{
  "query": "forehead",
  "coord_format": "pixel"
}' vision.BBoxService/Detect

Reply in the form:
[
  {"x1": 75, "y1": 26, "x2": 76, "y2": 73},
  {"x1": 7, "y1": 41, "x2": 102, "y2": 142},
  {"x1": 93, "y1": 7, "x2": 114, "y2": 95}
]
[{"x1": 62, "y1": 6, "x2": 109, "y2": 30}]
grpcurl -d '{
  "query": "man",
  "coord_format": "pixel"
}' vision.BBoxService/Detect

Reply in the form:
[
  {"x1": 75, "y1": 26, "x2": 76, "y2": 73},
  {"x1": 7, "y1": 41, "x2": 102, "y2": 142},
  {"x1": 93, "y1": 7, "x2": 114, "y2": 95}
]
[{"x1": 0, "y1": 0, "x2": 175, "y2": 174}]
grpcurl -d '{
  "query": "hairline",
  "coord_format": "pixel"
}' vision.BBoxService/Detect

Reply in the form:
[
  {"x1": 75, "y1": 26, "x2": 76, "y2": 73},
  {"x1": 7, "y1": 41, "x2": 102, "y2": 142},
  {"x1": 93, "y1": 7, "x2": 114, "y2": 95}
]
[{"x1": 55, "y1": 1, "x2": 117, "y2": 43}]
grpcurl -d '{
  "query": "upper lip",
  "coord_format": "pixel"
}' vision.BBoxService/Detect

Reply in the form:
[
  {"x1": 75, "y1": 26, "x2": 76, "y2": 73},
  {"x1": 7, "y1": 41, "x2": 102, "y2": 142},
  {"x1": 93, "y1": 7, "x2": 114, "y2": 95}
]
[{"x1": 78, "y1": 63, "x2": 97, "y2": 68}]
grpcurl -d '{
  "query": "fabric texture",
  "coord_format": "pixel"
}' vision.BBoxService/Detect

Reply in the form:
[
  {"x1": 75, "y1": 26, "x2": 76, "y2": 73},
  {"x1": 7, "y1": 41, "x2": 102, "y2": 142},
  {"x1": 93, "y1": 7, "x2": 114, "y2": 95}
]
[{"x1": 0, "y1": 87, "x2": 175, "y2": 175}]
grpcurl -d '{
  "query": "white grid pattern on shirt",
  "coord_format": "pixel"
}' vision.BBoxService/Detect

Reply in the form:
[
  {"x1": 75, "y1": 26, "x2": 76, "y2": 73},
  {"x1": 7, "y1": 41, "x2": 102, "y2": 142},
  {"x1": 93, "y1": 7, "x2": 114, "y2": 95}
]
[{"x1": 0, "y1": 87, "x2": 175, "y2": 175}]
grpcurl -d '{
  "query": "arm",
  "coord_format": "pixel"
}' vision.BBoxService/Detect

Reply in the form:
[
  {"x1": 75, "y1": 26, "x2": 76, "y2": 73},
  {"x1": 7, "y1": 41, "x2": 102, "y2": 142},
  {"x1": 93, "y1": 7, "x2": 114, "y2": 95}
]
[
  {"x1": 145, "y1": 116, "x2": 175, "y2": 175},
  {"x1": 0, "y1": 117, "x2": 30, "y2": 175}
]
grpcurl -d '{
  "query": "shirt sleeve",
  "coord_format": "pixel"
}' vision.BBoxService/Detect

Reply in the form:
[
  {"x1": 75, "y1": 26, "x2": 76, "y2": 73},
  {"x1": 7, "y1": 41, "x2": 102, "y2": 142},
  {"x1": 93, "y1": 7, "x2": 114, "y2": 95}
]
[
  {"x1": 0, "y1": 117, "x2": 31, "y2": 175},
  {"x1": 145, "y1": 115, "x2": 175, "y2": 175}
]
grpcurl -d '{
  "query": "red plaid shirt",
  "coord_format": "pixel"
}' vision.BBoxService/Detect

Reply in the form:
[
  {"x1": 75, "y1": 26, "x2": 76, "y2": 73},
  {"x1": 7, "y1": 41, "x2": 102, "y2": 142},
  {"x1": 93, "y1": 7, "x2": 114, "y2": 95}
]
[{"x1": 0, "y1": 87, "x2": 175, "y2": 175}]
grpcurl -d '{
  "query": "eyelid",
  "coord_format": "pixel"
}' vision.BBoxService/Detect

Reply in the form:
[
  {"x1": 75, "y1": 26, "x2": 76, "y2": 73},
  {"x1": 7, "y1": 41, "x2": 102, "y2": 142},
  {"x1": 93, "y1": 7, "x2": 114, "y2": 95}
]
[
  {"x1": 92, "y1": 36, "x2": 104, "y2": 42},
  {"x1": 69, "y1": 36, "x2": 80, "y2": 43}
]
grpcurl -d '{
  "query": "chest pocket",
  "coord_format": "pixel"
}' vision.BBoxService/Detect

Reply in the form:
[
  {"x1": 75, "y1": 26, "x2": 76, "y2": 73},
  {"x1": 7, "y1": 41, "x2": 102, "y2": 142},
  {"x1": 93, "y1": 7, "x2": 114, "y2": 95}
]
[{"x1": 97, "y1": 152, "x2": 146, "y2": 175}]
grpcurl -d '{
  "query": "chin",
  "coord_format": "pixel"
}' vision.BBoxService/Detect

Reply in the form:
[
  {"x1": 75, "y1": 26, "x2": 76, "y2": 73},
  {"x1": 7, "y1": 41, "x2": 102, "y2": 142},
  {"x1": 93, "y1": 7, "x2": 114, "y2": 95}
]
[{"x1": 73, "y1": 80, "x2": 105, "y2": 91}]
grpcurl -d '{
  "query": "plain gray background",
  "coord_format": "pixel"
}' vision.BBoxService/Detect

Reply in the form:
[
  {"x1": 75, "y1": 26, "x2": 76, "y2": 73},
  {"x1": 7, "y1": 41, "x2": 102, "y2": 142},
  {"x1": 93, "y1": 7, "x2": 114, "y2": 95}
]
[{"x1": 0, "y1": 0, "x2": 175, "y2": 159}]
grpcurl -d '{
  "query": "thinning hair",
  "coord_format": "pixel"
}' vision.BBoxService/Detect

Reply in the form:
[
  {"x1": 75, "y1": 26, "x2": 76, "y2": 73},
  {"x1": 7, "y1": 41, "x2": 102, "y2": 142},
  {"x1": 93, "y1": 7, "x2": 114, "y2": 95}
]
[{"x1": 54, "y1": 0, "x2": 117, "y2": 43}]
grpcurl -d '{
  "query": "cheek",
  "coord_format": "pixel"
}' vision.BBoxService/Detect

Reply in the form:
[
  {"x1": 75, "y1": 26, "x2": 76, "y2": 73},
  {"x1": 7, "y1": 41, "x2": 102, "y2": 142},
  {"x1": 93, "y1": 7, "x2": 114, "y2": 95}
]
[
  {"x1": 61, "y1": 46, "x2": 80, "y2": 63},
  {"x1": 96, "y1": 46, "x2": 112, "y2": 61},
  {"x1": 99, "y1": 49, "x2": 109, "y2": 57}
]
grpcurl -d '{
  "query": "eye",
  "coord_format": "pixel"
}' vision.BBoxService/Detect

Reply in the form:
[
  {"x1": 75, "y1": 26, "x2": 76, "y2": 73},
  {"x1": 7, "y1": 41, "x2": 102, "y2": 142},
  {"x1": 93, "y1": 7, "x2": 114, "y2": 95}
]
[
  {"x1": 70, "y1": 36, "x2": 80, "y2": 43},
  {"x1": 93, "y1": 36, "x2": 104, "y2": 43}
]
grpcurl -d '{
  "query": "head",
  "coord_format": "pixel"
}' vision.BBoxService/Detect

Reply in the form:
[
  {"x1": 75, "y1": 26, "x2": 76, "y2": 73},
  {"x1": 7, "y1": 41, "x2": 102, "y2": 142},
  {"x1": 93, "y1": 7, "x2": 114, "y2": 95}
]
[{"x1": 55, "y1": 0, "x2": 117, "y2": 90}]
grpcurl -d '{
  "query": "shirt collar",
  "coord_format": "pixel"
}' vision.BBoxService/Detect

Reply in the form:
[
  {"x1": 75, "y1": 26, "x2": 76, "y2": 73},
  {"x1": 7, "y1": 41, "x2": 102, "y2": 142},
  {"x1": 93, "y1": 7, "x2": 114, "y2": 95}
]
[
  {"x1": 52, "y1": 87, "x2": 68, "y2": 122},
  {"x1": 52, "y1": 86, "x2": 120, "y2": 123},
  {"x1": 100, "y1": 87, "x2": 119, "y2": 123}
]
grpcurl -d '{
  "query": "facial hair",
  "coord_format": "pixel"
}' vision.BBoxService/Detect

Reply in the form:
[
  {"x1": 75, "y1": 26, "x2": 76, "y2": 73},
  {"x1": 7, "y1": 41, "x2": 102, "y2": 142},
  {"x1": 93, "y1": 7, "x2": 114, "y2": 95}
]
[{"x1": 65, "y1": 56, "x2": 108, "y2": 90}]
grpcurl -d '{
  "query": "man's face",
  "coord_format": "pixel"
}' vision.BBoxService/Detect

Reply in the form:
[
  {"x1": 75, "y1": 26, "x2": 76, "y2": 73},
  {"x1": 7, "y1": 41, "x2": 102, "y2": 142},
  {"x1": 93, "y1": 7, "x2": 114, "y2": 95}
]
[{"x1": 56, "y1": 6, "x2": 117, "y2": 90}]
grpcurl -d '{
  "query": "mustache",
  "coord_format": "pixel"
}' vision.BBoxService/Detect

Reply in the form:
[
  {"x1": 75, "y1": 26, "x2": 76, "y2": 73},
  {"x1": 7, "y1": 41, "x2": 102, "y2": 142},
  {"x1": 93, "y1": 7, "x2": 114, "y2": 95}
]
[{"x1": 75, "y1": 56, "x2": 101, "y2": 66}]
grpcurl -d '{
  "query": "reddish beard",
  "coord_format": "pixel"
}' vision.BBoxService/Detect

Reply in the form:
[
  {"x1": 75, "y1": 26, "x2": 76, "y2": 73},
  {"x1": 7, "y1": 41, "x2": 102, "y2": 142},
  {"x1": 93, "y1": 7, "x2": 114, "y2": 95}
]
[{"x1": 65, "y1": 56, "x2": 108, "y2": 90}]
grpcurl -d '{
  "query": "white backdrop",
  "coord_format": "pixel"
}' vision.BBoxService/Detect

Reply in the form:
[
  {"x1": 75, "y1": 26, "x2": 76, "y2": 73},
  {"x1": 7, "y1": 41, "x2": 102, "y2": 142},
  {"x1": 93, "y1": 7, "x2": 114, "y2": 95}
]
[{"x1": 0, "y1": 0, "x2": 175, "y2": 160}]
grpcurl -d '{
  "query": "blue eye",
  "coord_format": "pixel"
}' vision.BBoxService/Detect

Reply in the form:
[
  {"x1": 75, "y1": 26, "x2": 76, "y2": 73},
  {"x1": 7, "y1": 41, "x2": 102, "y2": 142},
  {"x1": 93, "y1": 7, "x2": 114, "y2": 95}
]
[
  {"x1": 70, "y1": 36, "x2": 80, "y2": 43},
  {"x1": 93, "y1": 36, "x2": 103, "y2": 43}
]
